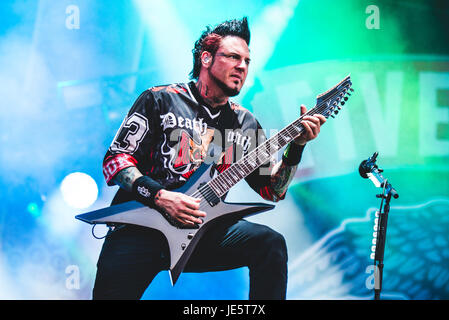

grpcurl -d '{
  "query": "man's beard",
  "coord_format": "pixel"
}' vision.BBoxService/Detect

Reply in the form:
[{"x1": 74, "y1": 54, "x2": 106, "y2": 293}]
[{"x1": 208, "y1": 68, "x2": 241, "y2": 97}]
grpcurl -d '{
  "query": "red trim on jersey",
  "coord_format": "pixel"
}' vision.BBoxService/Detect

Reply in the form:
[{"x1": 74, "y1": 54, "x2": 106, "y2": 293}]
[
  {"x1": 103, "y1": 154, "x2": 138, "y2": 185},
  {"x1": 259, "y1": 185, "x2": 286, "y2": 202},
  {"x1": 182, "y1": 168, "x2": 196, "y2": 179},
  {"x1": 216, "y1": 145, "x2": 234, "y2": 173}
]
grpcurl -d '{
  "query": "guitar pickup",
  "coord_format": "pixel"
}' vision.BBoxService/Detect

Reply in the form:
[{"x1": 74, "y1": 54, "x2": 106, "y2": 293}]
[{"x1": 198, "y1": 183, "x2": 220, "y2": 207}]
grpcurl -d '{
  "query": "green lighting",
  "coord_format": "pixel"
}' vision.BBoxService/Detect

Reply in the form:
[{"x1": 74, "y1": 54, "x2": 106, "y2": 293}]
[{"x1": 27, "y1": 202, "x2": 41, "y2": 218}]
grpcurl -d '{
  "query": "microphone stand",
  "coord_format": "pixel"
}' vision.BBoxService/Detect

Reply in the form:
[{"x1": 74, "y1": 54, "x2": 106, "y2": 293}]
[
  {"x1": 359, "y1": 152, "x2": 399, "y2": 300},
  {"x1": 373, "y1": 180, "x2": 392, "y2": 300}
]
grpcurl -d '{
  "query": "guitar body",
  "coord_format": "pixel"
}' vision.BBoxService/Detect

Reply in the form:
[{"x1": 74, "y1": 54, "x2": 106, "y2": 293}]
[{"x1": 75, "y1": 163, "x2": 275, "y2": 285}]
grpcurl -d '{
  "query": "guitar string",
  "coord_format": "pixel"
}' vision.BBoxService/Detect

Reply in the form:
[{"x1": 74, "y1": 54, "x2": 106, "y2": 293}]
[
  {"x1": 192, "y1": 86, "x2": 349, "y2": 209},
  {"x1": 191, "y1": 84, "x2": 350, "y2": 211},
  {"x1": 203, "y1": 86, "x2": 349, "y2": 197},
  {"x1": 191, "y1": 110, "x2": 310, "y2": 201},
  {"x1": 188, "y1": 83, "x2": 351, "y2": 211}
]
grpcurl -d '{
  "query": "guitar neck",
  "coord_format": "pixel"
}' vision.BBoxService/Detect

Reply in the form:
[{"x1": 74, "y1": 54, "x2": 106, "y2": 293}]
[
  {"x1": 203, "y1": 74, "x2": 352, "y2": 198},
  {"x1": 207, "y1": 108, "x2": 316, "y2": 197}
]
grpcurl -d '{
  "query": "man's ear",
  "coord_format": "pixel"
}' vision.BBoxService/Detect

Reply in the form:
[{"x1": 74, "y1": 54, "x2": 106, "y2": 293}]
[{"x1": 201, "y1": 51, "x2": 212, "y2": 66}]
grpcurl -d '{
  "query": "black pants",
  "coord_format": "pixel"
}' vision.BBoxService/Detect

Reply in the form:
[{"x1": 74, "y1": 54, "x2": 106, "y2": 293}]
[{"x1": 92, "y1": 219, "x2": 288, "y2": 300}]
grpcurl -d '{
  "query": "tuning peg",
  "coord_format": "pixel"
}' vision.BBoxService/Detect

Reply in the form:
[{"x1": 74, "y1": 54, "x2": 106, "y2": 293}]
[
  {"x1": 344, "y1": 96, "x2": 348, "y2": 101},
  {"x1": 350, "y1": 88, "x2": 354, "y2": 92},
  {"x1": 341, "y1": 101, "x2": 345, "y2": 106}
]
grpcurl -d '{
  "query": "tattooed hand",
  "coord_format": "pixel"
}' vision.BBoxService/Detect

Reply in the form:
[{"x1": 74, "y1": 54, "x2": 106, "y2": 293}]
[{"x1": 154, "y1": 190, "x2": 206, "y2": 226}]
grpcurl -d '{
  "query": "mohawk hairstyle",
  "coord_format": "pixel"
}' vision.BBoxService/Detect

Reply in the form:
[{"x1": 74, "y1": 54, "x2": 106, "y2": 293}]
[{"x1": 189, "y1": 17, "x2": 250, "y2": 80}]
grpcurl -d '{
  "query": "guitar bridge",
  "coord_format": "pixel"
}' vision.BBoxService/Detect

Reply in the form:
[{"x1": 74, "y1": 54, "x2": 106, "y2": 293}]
[{"x1": 198, "y1": 183, "x2": 220, "y2": 207}]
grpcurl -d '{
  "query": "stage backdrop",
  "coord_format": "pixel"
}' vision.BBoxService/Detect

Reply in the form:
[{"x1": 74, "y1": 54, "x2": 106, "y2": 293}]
[{"x1": 0, "y1": 0, "x2": 448, "y2": 299}]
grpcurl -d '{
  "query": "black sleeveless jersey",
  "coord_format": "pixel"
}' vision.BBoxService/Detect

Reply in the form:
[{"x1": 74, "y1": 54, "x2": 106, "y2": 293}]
[{"x1": 103, "y1": 81, "x2": 285, "y2": 204}]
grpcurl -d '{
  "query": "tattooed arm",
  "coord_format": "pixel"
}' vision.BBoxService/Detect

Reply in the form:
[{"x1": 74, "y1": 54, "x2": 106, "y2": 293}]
[
  {"x1": 268, "y1": 105, "x2": 327, "y2": 200},
  {"x1": 245, "y1": 141, "x2": 303, "y2": 203},
  {"x1": 245, "y1": 105, "x2": 326, "y2": 202},
  {"x1": 113, "y1": 166, "x2": 143, "y2": 192},
  {"x1": 270, "y1": 160, "x2": 299, "y2": 199}
]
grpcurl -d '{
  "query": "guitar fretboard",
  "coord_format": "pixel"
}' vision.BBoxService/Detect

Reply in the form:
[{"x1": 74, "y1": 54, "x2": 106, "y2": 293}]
[
  {"x1": 207, "y1": 114, "x2": 309, "y2": 197},
  {"x1": 200, "y1": 74, "x2": 352, "y2": 199}
]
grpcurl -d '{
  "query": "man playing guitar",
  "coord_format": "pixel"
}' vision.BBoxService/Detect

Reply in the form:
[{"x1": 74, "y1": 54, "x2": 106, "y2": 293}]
[{"x1": 93, "y1": 17, "x2": 326, "y2": 300}]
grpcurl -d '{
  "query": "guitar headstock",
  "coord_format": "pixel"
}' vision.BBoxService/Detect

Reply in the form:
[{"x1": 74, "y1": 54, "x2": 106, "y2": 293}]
[{"x1": 316, "y1": 75, "x2": 353, "y2": 119}]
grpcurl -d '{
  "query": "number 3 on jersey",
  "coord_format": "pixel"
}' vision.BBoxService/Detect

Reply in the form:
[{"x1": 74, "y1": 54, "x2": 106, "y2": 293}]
[{"x1": 110, "y1": 112, "x2": 149, "y2": 154}]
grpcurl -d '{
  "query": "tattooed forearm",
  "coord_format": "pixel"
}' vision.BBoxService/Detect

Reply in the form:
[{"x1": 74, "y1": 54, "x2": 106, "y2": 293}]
[
  {"x1": 113, "y1": 166, "x2": 143, "y2": 192},
  {"x1": 270, "y1": 160, "x2": 298, "y2": 197}
]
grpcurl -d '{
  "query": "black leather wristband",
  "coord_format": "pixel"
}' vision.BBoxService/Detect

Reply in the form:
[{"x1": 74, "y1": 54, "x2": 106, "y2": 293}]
[
  {"x1": 132, "y1": 175, "x2": 164, "y2": 207},
  {"x1": 282, "y1": 142, "x2": 305, "y2": 166}
]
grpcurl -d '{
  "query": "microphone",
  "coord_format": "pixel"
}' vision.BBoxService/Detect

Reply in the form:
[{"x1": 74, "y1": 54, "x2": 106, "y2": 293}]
[
  {"x1": 359, "y1": 152, "x2": 378, "y2": 179},
  {"x1": 359, "y1": 152, "x2": 399, "y2": 199}
]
